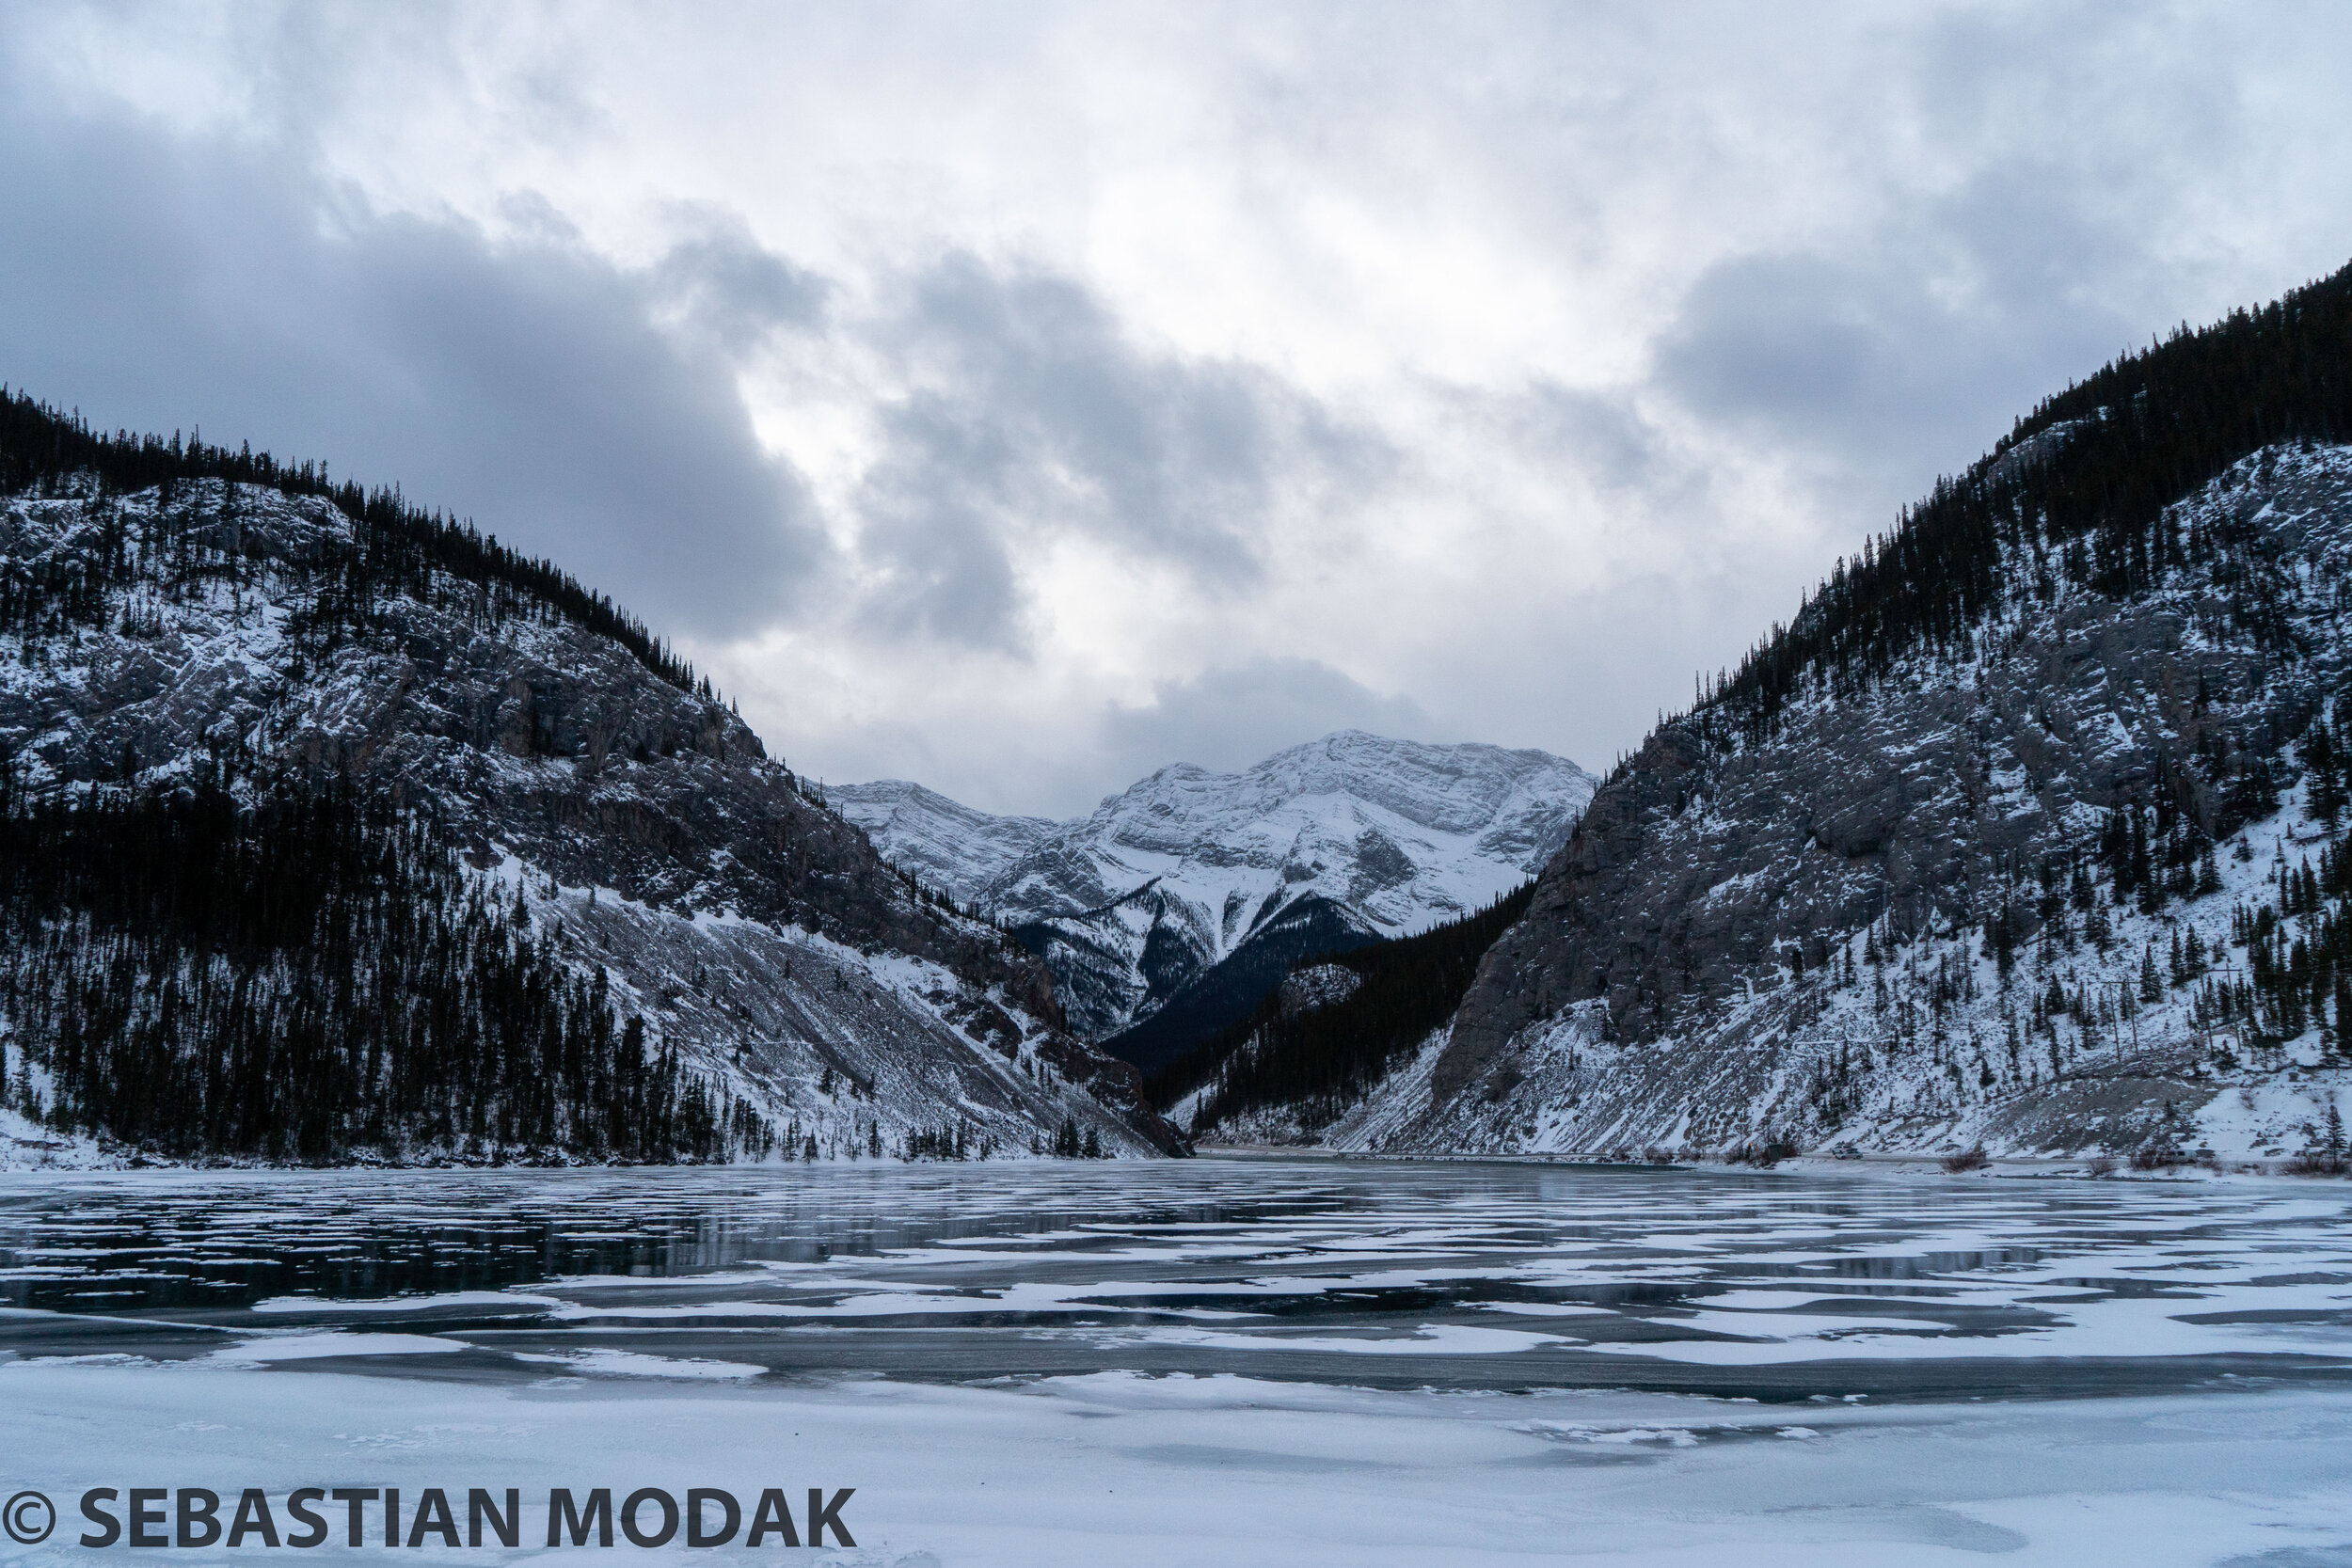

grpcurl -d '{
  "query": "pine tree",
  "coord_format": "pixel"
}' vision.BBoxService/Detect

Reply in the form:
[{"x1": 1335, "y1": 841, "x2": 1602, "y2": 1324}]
[
  {"x1": 1988, "y1": 904, "x2": 2017, "y2": 976},
  {"x1": 2306, "y1": 719, "x2": 2344, "y2": 830}
]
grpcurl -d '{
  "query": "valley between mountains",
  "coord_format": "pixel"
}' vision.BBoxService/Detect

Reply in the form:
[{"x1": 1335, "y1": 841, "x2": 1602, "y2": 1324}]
[{"x1": 10, "y1": 262, "x2": 2352, "y2": 1172}]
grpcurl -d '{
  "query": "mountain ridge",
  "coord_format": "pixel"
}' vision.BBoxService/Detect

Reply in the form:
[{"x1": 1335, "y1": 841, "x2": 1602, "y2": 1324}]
[
  {"x1": 1186, "y1": 260, "x2": 2352, "y2": 1167},
  {"x1": 835, "y1": 730, "x2": 1597, "y2": 1044},
  {"x1": 0, "y1": 401, "x2": 1183, "y2": 1166}
]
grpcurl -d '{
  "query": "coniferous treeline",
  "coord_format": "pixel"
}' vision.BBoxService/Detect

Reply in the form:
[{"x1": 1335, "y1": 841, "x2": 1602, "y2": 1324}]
[
  {"x1": 1149, "y1": 883, "x2": 1536, "y2": 1132},
  {"x1": 0, "y1": 389, "x2": 705, "y2": 695},
  {"x1": 2201, "y1": 823, "x2": 2352, "y2": 1053},
  {"x1": 0, "y1": 755, "x2": 742, "y2": 1163},
  {"x1": 1701, "y1": 260, "x2": 2352, "y2": 744}
]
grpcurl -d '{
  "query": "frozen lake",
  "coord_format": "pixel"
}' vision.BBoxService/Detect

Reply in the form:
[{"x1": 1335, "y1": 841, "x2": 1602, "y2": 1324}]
[{"x1": 3, "y1": 1157, "x2": 2349, "y2": 1564}]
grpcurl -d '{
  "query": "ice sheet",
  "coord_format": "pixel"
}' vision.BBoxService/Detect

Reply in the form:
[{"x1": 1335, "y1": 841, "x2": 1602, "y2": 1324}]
[
  {"x1": 3, "y1": 1363, "x2": 2348, "y2": 1566},
  {"x1": 4, "y1": 1158, "x2": 2350, "y2": 1563}
]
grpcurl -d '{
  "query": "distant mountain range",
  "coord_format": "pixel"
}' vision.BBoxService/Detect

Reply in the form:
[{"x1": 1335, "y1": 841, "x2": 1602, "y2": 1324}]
[{"x1": 834, "y1": 733, "x2": 1597, "y2": 1066}]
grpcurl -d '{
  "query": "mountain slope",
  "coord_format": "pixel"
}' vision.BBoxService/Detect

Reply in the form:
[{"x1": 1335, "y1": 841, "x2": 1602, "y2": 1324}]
[
  {"x1": 0, "y1": 401, "x2": 1180, "y2": 1164},
  {"x1": 838, "y1": 732, "x2": 1596, "y2": 1044},
  {"x1": 826, "y1": 779, "x2": 1057, "y2": 901},
  {"x1": 1093, "y1": 892, "x2": 1386, "y2": 1077},
  {"x1": 1149, "y1": 884, "x2": 1536, "y2": 1141},
  {"x1": 1272, "y1": 262, "x2": 2352, "y2": 1163}
]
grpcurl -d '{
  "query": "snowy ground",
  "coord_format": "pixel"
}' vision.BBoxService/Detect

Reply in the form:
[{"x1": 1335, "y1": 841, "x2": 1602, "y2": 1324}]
[
  {"x1": 7, "y1": 1365, "x2": 2348, "y2": 1567},
  {"x1": 2, "y1": 1158, "x2": 2348, "y2": 1564}
]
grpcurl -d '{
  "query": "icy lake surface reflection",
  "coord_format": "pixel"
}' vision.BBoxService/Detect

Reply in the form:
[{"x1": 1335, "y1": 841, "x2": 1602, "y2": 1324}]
[{"x1": 3, "y1": 1157, "x2": 2348, "y2": 1400}]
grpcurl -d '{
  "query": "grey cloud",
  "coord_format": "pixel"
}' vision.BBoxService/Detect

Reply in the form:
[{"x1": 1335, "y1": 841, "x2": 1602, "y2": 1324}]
[
  {"x1": 1097, "y1": 657, "x2": 1436, "y2": 786},
  {"x1": 1650, "y1": 8, "x2": 2251, "y2": 523},
  {"x1": 0, "y1": 76, "x2": 826, "y2": 638},
  {"x1": 852, "y1": 254, "x2": 1382, "y2": 649},
  {"x1": 1654, "y1": 230, "x2": 2138, "y2": 500},
  {"x1": 1513, "y1": 386, "x2": 1670, "y2": 496},
  {"x1": 909, "y1": 257, "x2": 1269, "y2": 579},
  {"x1": 653, "y1": 209, "x2": 831, "y2": 353},
  {"x1": 1493, "y1": 381, "x2": 1716, "y2": 524},
  {"x1": 855, "y1": 390, "x2": 1028, "y2": 646}
]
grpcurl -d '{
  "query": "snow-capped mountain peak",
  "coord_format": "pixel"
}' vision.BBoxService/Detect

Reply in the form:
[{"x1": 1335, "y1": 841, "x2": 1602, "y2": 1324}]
[{"x1": 839, "y1": 730, "x2": 1597, "y2": 1043}]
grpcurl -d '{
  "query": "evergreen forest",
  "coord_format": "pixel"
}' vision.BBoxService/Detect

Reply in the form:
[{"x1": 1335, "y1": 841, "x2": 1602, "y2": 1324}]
[
  {"x1": 1150, "y1": 883, "x2": 1535, "y2": 1132},
  {"x1": 0, "y1": 754, "x2": 742, "y2": 1164},
  {"x1": 1701, "y1": 259, "x2": 2352, "y2": 748}
]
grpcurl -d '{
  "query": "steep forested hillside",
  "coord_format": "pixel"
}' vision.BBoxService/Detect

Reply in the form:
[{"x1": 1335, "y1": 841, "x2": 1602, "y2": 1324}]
[
  {"x1": 0, "y1": 763, "x2": 732, "y2": 1161},
  {"x1": 0, "y1": 396, "x2": 1180, "y2": 1164},
  {"x1": 1708, "y1": 266, "x2": 2352, "y2": 743},
  {"x1": 1220, "y1": 261, "x2": 2352, "y2": 1164},
  {"x1": 0, "y1": 390, "x2": 703, "y2": 694}
]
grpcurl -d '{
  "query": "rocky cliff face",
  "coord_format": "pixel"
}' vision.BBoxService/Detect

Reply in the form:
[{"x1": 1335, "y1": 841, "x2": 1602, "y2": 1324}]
[
  {"x1": 0, "y1": 471, "x2": 1180, "y2": 1161},
  {"x1": 1320, "y1": 442, "x2": 2352, "y2": 1163},
  {"x1": 841, "y1": 731, "x2": 1596, "y2": 1042}
]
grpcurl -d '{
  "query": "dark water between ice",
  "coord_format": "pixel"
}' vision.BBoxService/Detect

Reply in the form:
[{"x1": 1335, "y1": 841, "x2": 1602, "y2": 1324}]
[{"x1": 2, "y1": 1157, "x2": 2347, "y2": 1402}]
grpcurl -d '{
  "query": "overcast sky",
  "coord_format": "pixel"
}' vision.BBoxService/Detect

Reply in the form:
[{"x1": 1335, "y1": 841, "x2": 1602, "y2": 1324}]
[{"x1": 3, "y1": 4, "x2": 2348, "y2": 816}]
